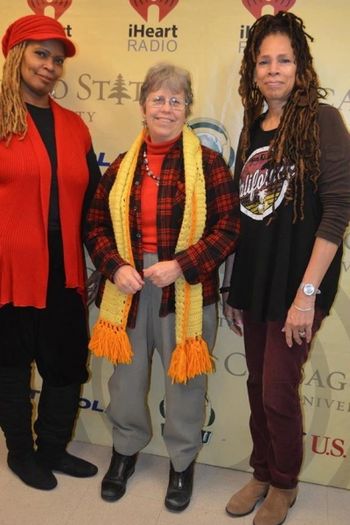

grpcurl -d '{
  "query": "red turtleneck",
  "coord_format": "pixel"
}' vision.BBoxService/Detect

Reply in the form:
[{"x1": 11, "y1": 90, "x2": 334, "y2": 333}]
[{"x1": 141, "y1": 134, "x2": 179, "y2": 252}]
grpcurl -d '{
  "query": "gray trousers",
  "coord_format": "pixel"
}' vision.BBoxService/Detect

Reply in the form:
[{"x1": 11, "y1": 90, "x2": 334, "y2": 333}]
[{"x1": 106, "y1": 253, "x2": 217, "y2": 472}]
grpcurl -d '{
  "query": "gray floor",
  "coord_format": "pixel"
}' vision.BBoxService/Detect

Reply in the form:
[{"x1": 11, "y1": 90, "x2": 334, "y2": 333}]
[{"x1": 0, "y1": 435, "x2": 349, "y2": 525}]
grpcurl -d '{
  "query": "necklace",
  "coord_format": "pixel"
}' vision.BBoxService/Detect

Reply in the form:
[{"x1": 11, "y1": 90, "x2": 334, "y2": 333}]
[{"x1": 143, "y1": 150, "x2": 160, "y2": 186}]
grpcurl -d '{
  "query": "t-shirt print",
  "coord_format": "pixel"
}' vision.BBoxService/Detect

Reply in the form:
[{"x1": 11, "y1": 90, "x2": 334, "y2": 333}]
[{"x1": 239, "y1": 146, "x2": 296, "y2": 220}]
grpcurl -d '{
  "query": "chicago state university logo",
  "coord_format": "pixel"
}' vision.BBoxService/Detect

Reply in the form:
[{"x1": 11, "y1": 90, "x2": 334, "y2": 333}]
[
  {"x1": 242, "y1": 0, "x2": 296, "y2": 18},
  {"x1": 27, "y1": 0, "x2": 72, "y2": 19},
  {"x1": 129, "y1": 0, "x2": 179, "y2": 22}
]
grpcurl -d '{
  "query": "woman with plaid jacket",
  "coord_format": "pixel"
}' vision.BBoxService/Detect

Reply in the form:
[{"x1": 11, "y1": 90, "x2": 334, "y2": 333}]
[{"x1": 86, "y1": 62, "x2": 240, "y2": 512}]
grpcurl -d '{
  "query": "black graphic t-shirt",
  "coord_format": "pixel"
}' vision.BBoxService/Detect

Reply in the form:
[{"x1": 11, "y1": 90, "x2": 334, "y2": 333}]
[{"x1": 228, "y1": 115, "x2": 343, "y2": 322}]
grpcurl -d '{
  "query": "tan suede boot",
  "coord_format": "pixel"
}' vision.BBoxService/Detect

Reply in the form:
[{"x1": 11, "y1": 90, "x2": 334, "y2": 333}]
[
  {"x1": 253, "y1": 486, "x2": 298, "y2": 525},
  {"x1": 225, "y1": 477, "x2": 270, "y2": 517}
]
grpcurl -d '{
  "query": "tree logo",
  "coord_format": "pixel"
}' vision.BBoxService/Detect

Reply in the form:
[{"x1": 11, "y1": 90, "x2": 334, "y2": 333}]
[{"x1": 108, "y1": 74, "x2": 132, "y2": 105}]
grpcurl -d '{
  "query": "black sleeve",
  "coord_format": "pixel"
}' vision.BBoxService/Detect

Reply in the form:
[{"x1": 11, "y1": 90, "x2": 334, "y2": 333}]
[{"x1": 82, "y1": 146, "x2": 101, "y2": 236}]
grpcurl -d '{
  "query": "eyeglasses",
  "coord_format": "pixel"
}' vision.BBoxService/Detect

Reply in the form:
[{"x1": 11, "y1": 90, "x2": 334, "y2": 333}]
[{"x1": 148, "y1": 95, "x2": 188, "y2": 110}]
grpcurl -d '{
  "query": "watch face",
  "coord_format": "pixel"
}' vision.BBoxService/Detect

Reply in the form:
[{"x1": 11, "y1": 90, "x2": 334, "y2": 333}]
[{"x1": 303, "y1": 284, "x2": 315, "y2": 296}]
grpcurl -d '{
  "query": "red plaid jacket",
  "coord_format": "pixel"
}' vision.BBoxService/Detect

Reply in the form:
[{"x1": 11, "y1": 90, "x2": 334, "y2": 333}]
[{"x1": 85, "y1": 135, "x2": 240, "y2": 327}]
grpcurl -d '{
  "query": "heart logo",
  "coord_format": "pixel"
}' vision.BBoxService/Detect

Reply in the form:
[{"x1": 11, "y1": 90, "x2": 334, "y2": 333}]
[
  {"x1": 242, "y1": 0, "x2": 296, "y2": 19},
  {"x1": 129, "y1": 0, "x2": 179, "y2": 22},
  {"x1": 27, "y1": 0, "x2": 72, "y2": 20}
]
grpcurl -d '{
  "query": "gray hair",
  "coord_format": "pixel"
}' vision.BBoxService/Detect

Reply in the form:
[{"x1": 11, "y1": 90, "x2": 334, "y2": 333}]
[{"x1": 139, "y1": 62, "x2": 193, "y2": 117}]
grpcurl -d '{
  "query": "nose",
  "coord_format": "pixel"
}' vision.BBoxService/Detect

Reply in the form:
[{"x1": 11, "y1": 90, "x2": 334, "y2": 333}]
[
  {"x1": 43, "y1": 58, "x2": 55, "y2": 71},
  {"x1": 160, "y1": 100, "x2": 172, "y2": 110},
  {"x1": 267, "y1": 60, "x2": 280, "y2": 75}
]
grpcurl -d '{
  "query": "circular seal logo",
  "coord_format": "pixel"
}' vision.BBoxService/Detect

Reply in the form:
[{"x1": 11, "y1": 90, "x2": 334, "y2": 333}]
[{"x1": 188, "y1": 118, "x2": 235, "y2": 169}]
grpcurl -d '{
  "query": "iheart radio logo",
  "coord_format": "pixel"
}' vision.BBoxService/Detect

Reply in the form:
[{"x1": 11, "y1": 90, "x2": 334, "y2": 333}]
[
  {"x1": 129, "y1": 0, "x2": 179, "y2": 22},
  {"x1": 242, "y1": 0, "x2": 296, "y2": 18},
  {"x1": 27, "y1": 0, "x2": 72, "y2": 19}
]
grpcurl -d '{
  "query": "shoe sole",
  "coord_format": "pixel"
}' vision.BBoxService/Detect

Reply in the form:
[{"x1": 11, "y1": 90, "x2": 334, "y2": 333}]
[
  {"x1": 226, "y1": 504, "x2": 257, "y2": 517},
  {"x1": 164, "y1": 499, "x2": 191, "y2": 512}
]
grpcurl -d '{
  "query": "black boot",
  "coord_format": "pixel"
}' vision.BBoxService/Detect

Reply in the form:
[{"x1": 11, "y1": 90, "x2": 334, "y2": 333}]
[
  {"x1": 164, "y1": 460, "x2": 195, "y2": 512},
  {"x1": 7, "y1": 453, "x2": 57, "y2": 490},
  {"x1": 0, "y1": 367, "x2": 57, "y2": 490},
  {"x1": 35, "y1": 382, "x2": 97, "y2": 477},
  {"x1": 101, "y1": 448, "x2": 137, "y2": 502}
]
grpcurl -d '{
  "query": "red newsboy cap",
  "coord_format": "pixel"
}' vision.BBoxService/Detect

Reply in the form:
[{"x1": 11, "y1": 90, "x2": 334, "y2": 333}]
[{"x1": 2, "y1": 14, "x2": 76, "y2": 57}]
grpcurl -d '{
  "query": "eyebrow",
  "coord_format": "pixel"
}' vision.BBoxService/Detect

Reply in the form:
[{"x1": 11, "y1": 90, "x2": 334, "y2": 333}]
[
  {"x1": 33, "y1": 44, "x2": 65, "y2": 58},
  {"x1": 258, "y1": 53, "x2": 293, "y2": 58}
]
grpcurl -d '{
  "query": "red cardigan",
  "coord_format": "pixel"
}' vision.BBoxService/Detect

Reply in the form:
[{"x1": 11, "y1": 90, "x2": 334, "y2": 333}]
[{"x1": 0, "y1": 99, "x2": 91, "y2": 308}]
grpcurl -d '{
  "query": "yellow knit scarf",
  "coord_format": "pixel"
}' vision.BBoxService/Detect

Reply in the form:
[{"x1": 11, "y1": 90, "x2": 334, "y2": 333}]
[{"x1": 89, "y1": 125, "x2": 214, "y2": 383}]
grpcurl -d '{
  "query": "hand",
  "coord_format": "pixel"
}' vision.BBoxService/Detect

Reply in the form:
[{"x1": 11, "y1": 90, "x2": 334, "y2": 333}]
[
  {"x1": 283, "y1": 299, "x2": 315, "y2": 348},
  {"x1": 143, "y1": 260, "x2": 182, "y2": 288},
  {"x1": 113, "y1": 265, "x2": 144, "y2": 294},
  {"x1": 222, "y1": 293, "x2": 243, "y2": 336}
]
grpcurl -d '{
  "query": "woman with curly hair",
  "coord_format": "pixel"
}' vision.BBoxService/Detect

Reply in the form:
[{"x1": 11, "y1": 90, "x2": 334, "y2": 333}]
[{"x1": 222, "y1": 11, "x2": 350, "y2": 525}]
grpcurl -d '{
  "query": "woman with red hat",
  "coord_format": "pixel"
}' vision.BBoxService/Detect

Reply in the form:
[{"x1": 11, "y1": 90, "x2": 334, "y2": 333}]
[{"x1": 0, "y1": 14, "x2": 100, "y2": 490}]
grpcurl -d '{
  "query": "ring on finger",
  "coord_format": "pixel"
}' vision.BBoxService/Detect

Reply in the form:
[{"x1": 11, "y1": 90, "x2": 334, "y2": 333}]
[{"x1": 298, "y1": 330, "x2": 306, "y2": 337}]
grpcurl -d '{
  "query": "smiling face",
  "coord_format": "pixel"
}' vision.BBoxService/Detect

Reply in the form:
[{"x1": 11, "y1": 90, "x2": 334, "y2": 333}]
[
  {"x1": 20, "y1": 39, "x2": 65, "y2": 107},
  {"x1": 142, "y1": 87, "x2": 187, "y2": 144},
  {"x1": 254, "y1": 32, "x2": 297, "y2": 111}
]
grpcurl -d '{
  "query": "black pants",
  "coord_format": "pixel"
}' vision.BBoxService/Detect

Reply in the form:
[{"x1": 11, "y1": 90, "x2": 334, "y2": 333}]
[
  {"x1": 0, "y1": 231, "x2": 89, "y2": 458},
  {"x1": 0, "y1": 230, "x2": 89, "y2": 386}
]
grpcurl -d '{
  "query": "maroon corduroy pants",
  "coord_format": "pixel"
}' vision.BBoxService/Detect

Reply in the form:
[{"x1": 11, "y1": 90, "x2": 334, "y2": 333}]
[{"x1": 242, "y1": 308, "x2": 325, "y2": 489}]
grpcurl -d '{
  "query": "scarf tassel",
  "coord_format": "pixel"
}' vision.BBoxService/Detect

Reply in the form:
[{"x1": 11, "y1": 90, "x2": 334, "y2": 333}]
[
  {"x1": 89, "y1": 319, "x2": 133, "y2": 364},
  {"x1": 167, "y1": 336, "x2": 214, "y2": 384}
]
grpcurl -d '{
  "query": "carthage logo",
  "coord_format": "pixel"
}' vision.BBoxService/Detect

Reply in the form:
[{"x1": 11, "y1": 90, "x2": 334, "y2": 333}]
[
  {"x1": 27, "y1": 0, "x2": 72, "y2": 19},
  {"x1": 129, "y1": 0, "x2": 179, "y2": 22},
  {"x1": 242, "y1": 0, "x2": 296, "y2": 18}
]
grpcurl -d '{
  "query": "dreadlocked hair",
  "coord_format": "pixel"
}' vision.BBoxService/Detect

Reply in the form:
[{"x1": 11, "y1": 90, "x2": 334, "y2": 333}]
[
  {"x1": 0, "y1": 42, "x2": 28, "y2": 144},
  {"x1": 239, "y1": 11, "x2": 327, "y2": 221}
]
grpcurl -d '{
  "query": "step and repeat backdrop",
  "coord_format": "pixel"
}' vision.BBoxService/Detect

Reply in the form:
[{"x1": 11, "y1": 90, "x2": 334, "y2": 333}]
[{"x1": 1, "y1": 0, "x2": 349, "y2": 489}]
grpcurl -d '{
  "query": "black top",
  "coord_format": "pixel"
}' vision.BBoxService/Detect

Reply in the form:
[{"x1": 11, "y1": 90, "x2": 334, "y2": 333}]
[{"x1": 228, "y1": 106, "x2": 349, "y2": 322}]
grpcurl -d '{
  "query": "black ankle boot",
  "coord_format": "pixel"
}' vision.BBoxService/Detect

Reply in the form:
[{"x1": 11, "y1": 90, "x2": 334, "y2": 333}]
[
  {"x1": 8, "y1": 452, "x2": 57, "y2": 490},
  {"x1": 37, "y1": 450, "x2": 98, "y2": 478},
  {"x1": 101, "y1": 449, "x2": 137, "y2": 502},
  {"x1": 165, "y1": 460, "x2": 195, "y2": 512}
]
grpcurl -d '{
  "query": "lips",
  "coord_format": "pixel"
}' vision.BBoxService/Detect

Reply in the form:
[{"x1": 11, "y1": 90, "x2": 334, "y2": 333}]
[
  {"x1": 36, "y1": 74, "x2": 55, "y2": 83},
  {"x1": 155, "y1": 117, "x2": 174, "y2": 123}
]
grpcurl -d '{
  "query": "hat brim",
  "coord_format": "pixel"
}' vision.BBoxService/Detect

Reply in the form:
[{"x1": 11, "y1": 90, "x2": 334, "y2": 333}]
[{"x1": 31, "y1": 33, "x2": 76, "y2": 57}]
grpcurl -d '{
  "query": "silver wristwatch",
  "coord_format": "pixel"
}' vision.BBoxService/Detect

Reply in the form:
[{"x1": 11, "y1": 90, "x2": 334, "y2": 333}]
[{"x1": 300, "y1": 283, "x2": 321, "y2": 296}]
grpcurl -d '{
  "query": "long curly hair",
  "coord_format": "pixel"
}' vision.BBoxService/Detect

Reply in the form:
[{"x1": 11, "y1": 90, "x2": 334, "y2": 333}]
[
  {"x1": 239, "y1": 11, "x2": 327, "y2": 220},
  {"x1": 0, "y1": 42, "x2": 28, "y2": 143}
]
